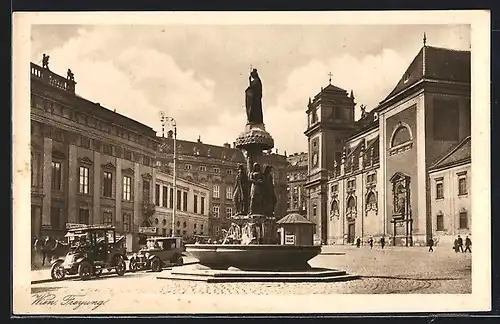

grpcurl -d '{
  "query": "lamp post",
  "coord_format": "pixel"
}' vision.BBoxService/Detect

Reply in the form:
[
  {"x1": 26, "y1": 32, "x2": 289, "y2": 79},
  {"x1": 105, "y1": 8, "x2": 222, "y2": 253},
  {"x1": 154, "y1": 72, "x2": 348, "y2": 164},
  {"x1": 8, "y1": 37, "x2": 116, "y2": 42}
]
[{"x1": 160, "y1": 113, "x2": 177, "y2": 237}]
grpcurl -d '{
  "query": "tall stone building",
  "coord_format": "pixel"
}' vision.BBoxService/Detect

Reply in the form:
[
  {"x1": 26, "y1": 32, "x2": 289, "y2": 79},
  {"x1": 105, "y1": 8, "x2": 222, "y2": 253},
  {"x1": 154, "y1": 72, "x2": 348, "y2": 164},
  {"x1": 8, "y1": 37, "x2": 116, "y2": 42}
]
[
  {"x1": 286, "y1": 152, "x2": 308, "y2": 216},
  {"x1": 30, "y1": 62, "x2": 159, "y2": 250},
  {"x1": 323, "y1": 40, "x2": 471, "y2": 246},
  {"x1": 304, "y1": 82, "x2": 358, "y2": 244},
  {"x1": 156, "y1": 135, "x2": 289, "y2": 240}
]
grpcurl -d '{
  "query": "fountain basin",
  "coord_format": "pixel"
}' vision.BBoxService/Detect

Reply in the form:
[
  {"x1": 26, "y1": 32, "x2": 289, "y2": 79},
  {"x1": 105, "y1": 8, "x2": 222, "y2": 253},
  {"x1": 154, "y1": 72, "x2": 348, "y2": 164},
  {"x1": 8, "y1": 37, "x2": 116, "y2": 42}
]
[{"x1": 185, "y1": 244, "x2": 321, "y2": 271}]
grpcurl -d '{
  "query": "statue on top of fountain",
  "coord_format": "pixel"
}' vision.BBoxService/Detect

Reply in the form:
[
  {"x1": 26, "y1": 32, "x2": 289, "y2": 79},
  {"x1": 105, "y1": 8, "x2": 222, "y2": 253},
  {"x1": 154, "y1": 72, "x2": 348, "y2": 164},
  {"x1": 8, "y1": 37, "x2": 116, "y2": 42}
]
[
  {"x1": 233, "y1": 162, "x2": 276, "y2": 218},
  {"x1": 245, "y1": 69, "x2": 263, "y2": 125},
  {"x1": 233, "y1": 164, "x2": 249, "y2": 215}
]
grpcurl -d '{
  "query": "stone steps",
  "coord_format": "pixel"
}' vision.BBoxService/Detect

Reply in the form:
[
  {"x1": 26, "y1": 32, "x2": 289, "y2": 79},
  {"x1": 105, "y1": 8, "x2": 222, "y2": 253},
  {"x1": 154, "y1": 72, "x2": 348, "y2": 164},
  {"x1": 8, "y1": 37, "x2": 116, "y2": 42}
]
[
  {"x1": 158, "y1": 273, "x2": 360, "y2": 283},
  {"x1": 157, "y1": 267, "x2": 360, "y2": 283}
]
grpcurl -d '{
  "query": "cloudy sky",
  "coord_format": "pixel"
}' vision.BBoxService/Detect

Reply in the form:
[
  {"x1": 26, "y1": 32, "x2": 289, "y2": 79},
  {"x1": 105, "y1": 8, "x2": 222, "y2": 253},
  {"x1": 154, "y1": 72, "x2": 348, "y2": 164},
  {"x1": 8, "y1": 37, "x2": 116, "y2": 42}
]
[{"x1": 31, "y1": 24, "x2": 470, "y2": 154}]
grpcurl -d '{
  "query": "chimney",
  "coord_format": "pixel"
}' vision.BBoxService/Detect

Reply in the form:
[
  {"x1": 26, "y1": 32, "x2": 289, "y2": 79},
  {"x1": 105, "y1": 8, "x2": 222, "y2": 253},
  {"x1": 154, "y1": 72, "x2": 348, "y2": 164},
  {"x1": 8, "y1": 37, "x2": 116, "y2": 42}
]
[
  {"x1": 167, "y1": 130, "x2": 173, "y2": 139},
  {"x1": 197, "y1": 135, "x2": 202, "y2": 143},
  {"x1": 233, "y1": 142, "x2": 236, "y2": 148},
  {"x1": 223, "y1": 143, "x2": 230, "y2": 148}
]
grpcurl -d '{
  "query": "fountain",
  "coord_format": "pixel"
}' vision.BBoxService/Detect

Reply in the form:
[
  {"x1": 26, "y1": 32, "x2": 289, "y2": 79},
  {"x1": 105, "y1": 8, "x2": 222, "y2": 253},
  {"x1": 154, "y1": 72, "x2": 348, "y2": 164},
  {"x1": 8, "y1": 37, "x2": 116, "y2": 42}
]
[{"x1": 158, "y1": 69, "x2": 359, "y2": 282}]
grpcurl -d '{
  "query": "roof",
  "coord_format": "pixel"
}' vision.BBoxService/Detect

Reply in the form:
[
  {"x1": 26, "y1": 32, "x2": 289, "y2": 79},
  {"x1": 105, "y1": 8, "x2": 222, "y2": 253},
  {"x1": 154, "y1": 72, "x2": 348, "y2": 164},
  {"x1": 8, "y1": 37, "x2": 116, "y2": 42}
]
[
  {"x1": 381, "y1": 46, "x2": 470, "y2": 104},
  {"x1": 159, "y1": 137, "x2": 245, "y2": 162},
  {"x1": 276, "y1": 213, "x2": 315, "y2": 225},
  {"x1": 429, "y1": 136, "x2": 471, "y2": 171}
]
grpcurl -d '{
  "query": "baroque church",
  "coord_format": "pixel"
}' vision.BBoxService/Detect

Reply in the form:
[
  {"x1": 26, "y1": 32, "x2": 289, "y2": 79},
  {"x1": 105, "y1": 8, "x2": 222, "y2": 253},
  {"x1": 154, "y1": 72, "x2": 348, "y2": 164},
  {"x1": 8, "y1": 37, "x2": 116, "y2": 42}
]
[{"x1": 304, "y1": 37, "x2": 471, "y2": 246}]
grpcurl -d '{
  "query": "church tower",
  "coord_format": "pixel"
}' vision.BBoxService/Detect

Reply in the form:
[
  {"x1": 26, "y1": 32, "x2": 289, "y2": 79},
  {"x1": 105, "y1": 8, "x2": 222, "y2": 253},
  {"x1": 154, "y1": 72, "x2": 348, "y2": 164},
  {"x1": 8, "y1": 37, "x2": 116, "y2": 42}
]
[{"x1": 304, "y1": 80, "x2": 357, "y2": 244}]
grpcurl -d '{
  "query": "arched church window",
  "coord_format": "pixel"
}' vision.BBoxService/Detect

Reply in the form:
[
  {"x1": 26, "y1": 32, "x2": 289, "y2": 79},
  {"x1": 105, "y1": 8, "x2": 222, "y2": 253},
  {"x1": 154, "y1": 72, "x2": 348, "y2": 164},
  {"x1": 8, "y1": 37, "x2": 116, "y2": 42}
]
[
  {"x1": 366, "y1": 192, "x2": 377, "y2": 213},
  {"x1": 347, "y1": 196, "x2": 356, "y2": 208},
  {"x1": 330, "y1": 200, "x2": 339, "y2": 219},
  {"x1": 391, "y1": 126, "x2": 412, "y2": 147}
]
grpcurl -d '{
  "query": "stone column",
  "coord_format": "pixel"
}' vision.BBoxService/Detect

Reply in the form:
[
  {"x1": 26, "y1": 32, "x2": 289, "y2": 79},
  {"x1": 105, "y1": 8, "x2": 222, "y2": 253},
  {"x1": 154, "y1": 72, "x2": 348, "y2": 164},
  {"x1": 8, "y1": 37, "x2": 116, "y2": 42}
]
[
  {"x1": 115, "y1": 158, "x2": 122, "y2": 226},
  {"x1": 67, "y1": 144, "x2": 78, "y2": 223},
  {"x1": 133, "y1": 162, "x2": 140, "y2": 232},
  {"x1": 42, "y1": 138, "x2": 52, "y2": 227},
  {"x1": 93, "y1": 151, "x2": 101, "y2": 224}
]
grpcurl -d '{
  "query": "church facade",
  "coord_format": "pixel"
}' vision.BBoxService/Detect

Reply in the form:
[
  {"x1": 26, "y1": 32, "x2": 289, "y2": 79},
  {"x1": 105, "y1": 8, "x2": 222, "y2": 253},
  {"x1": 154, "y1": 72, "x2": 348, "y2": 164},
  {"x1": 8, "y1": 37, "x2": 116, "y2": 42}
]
[{"x1": 305, "y1": 41, "x2": 471, "y2": 246}]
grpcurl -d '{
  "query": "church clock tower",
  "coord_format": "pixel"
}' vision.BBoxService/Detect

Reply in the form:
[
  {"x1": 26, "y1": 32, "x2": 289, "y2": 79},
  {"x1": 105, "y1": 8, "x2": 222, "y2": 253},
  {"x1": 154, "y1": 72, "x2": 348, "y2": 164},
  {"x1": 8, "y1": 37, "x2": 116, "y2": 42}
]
[{"x1": 304, "y1": 77, "x2": 357, "y2": 244}]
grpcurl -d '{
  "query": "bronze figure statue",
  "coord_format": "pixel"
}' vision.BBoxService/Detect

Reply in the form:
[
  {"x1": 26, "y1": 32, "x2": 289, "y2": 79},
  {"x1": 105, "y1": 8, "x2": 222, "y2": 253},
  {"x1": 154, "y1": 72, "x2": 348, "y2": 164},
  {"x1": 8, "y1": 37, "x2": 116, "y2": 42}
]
[
  {"x1": 233, "y1": 164, "x2": 249, "y2": 215},
  {"x1": 262, "y1": 165, "x2": 277, "y2": 218},
  {"x1": 248, "y1": 162, "x2": 265, "y2": 215},
  {"x1": 67, "y1": 69, "x2": 74, "y2": 81},
  {"x1": 245, "y1": 69, "x2": 263, "y2": 125}
]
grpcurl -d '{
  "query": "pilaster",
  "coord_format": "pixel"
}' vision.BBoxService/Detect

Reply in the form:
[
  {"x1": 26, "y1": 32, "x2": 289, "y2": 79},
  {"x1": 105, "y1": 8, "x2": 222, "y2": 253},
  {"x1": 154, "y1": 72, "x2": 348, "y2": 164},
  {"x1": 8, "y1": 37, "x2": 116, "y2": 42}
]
[
  {"x1": 115, "y1": 158, "x2": 122, "y2": 226},
  {"x1": 133, "y1": 162, "x2": 140, "y2": 232},
  {"x1": 67, "y1": 144, "x2": 78, "y2": 223},
  {"x1": 42, "y1": 138, "x2": 52, "y2": 226},
  {"x1": 93, "y1": 151, "x2": 101, "y2": 224}
]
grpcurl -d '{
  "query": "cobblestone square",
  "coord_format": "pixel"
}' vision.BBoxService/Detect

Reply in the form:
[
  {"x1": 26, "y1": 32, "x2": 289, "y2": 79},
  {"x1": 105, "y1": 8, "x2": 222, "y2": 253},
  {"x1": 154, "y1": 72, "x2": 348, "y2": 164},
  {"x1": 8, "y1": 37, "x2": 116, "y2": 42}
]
[{"x1": 31, "y1": 245, "x2": 472, "y2": 297}]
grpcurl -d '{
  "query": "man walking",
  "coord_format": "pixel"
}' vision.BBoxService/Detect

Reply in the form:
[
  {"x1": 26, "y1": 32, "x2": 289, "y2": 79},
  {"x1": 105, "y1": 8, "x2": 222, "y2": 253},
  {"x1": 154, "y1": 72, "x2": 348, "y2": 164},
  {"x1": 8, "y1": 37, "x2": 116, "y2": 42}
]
[
  {"x1": 356, "y1": 237, "x2": 361, "y2": 248},
  {"x1": 464, "y1": 235, "x2": 472, "y2": 252},
  {"x1": 369, "y1": 237, "x2": 374, "y2": 249},
  {"x1": 380, "y1": 236, "x2": 386, "y2": 249},
  {"x1": 428, "y1": 237, "x2": 434, "y2": 252},
  {"x1": 457, "y1": 235, "x2": 464, "y2": 253}
]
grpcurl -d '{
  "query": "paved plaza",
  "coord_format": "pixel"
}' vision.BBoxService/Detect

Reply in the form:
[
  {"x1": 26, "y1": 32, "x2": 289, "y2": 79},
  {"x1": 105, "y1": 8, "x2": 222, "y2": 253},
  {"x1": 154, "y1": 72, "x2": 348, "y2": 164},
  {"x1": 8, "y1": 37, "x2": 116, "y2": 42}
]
[{"x1": 31, "y1": 245, "x2": 471, "y2": 296}]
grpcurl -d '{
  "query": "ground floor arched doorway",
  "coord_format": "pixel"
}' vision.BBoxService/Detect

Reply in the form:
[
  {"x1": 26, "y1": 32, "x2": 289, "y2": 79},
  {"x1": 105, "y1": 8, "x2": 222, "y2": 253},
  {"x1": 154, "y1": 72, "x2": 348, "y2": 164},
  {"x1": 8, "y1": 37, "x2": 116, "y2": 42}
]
[{"x1": 347, "y1": 221, "x2": 355, "y2": 244}]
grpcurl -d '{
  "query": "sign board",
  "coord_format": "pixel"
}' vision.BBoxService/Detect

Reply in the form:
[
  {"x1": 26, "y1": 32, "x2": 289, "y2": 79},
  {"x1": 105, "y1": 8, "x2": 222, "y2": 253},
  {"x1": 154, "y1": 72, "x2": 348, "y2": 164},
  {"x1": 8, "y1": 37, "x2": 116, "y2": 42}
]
[
  {"x1": 285, "y1": 234, "x2": 295, "y2": 245},
  {"x1": 139, "y1": 227, "x2": 157, "y2": 235},
  {"x1": 66, "y1": 223, "x2": 87, "y2": 229}
]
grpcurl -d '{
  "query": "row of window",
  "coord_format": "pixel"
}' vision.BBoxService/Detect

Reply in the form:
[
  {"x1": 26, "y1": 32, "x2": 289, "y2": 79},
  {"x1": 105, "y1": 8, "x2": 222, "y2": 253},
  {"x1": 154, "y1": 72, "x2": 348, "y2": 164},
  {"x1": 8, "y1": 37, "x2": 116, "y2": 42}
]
[
  {"x1": 436, "y1": 211, "x2": 469, "y2": 231},
  {"x1": 435, "y1": 175, "x2": 468, "y2": 199},
  {"x1": 51, "y1": 161, "x2": 136, "y2": 201},
  {"x1": 154, "y1": 184, "x2": 206, "y2": 214},
  {"x1": 184, "y1": 164, "x2": 233, "y2": 175},
  {"x1": 213, "y1": 185, "x2": 233, "y2": 200},
  {"x1": 212, "y1": 206, "x2": 232, "y2": 218}
]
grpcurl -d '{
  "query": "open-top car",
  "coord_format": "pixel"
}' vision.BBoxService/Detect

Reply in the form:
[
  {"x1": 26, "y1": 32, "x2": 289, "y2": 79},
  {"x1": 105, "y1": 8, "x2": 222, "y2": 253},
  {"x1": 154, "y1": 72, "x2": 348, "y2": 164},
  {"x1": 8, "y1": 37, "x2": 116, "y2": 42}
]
[
  {"x1": 50, "y1": 225, "x2": 128, "y2": 281},
  {"x1": 129, "y1": 236, "x2": 184, "y2": 272}
]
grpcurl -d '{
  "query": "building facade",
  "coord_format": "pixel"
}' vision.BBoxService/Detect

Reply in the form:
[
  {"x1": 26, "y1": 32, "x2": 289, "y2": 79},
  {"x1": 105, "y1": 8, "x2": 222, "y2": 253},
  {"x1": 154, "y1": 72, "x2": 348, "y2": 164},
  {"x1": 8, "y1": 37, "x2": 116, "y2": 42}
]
[
  {"x1": 428, "y1": 137, "x2": 471, "y2": 246},
  {"x1": 156, "y1": 136, "x2": 289, "y2": 241},
  {"x1": 30, "y1": 62, "x2": 159, "y2": 243},
  {"x1": 153, "y1": 171, "x2": 209, "y2": 239},
  {"x1": 311, "y1": 42, "x2": 471, "y2": 246},
  {"x1": 286, "y1": 152, "x2": 308, "y2": 216}
]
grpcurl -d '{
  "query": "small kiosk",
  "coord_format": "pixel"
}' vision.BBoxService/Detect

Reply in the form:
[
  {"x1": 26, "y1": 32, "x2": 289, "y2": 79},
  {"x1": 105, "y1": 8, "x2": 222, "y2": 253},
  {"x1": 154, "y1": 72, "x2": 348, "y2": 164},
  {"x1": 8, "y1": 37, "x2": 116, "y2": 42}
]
[{"x1": 276, "y1": 213, "x2": 316, "y2": 246}]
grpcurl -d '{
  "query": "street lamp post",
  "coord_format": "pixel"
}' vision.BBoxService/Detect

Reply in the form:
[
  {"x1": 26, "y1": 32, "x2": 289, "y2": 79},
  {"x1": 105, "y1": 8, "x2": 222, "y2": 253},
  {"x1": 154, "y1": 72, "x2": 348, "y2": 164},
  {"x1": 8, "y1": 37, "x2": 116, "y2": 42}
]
[{"x1": 160, "y1": 113, "x2": 177, "y2": 237}]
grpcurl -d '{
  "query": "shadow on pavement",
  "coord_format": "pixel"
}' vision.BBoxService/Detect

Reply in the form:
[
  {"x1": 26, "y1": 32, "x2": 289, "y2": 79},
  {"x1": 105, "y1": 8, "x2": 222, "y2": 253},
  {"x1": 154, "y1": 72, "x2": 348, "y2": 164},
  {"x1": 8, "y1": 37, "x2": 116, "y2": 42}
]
[
  {"x1": 31, "y1": 286, "x2": 62, "y2": 294},
  {"x1": 360, "y1": 275, "x2": 465, "y2": 281}
]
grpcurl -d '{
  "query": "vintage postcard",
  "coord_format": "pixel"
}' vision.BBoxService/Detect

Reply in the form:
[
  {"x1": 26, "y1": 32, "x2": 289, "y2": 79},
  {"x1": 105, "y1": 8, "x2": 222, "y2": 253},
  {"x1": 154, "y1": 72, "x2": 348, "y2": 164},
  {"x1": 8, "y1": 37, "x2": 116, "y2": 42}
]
[{"x1": 12, "y1": 11, "x2": 491, "y2": 315}]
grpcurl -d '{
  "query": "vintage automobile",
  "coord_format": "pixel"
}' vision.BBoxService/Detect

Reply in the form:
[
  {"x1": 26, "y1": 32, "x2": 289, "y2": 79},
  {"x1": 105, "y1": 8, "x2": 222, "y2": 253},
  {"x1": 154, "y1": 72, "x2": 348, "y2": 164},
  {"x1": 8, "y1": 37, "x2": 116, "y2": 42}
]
[
  {"x1": 129, "y1": 236, "x2": 184, "y2": 272},
  {"x1": 50, "y1": 225, "x2": 128, "y2": 281}
]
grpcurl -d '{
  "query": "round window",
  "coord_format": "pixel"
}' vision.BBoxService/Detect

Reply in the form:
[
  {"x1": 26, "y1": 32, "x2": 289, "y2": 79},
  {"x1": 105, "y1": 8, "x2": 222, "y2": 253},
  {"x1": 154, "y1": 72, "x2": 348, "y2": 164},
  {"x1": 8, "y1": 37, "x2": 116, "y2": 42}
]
[
  {"x1": 162, "y1": 219, "x2": 167, "y2": 226},
  {"x1": 183, "y1": 222, "x2": 187, "y2": 228},
  {"x1": 155, "y1": 218, "x2": 159, "y2": 225}
]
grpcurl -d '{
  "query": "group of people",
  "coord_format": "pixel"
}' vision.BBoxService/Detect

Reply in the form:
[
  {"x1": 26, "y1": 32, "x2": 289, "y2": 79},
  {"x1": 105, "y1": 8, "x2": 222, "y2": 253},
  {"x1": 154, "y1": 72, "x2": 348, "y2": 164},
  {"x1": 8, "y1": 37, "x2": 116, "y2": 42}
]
[
  {"x1": 427, "y1": 235, "x2": 471, "y2": 252},
  {"x1": 355, "y1": 236, "x2": 386, "y2": 249}
]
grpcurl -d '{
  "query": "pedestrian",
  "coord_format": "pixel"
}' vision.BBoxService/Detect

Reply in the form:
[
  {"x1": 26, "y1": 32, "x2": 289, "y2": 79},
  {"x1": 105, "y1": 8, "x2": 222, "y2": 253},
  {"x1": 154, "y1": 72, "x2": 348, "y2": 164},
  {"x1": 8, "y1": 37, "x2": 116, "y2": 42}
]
[
  {"x1": 369, "y1": 237, "x2": 373, "y2": 249},
  {"x1": 380, "y1": 236, "x2": 386, "y2": 249},
  {"x1": 428, "y1": 237, "x2": 434, "y2": 252},
  {"x1": 464, "y1": 235, "x2": 472, "y2": 253},
  {"x1": 457, "y1": 235, "x2": 464, "y2": 253},
  {"x1": 356, "y1": 237, "x2": 361, "y2": 248},
  {"x1": 453, "y1": 238, "x2": 459, "y2": 253}
]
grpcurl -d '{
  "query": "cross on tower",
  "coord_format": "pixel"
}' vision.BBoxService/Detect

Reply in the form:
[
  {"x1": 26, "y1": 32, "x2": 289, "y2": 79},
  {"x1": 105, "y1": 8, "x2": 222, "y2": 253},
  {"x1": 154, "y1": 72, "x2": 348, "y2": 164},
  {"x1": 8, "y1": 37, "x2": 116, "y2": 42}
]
[{"x1": 328, "y1": 72, "x2": 333, "y2": 85}]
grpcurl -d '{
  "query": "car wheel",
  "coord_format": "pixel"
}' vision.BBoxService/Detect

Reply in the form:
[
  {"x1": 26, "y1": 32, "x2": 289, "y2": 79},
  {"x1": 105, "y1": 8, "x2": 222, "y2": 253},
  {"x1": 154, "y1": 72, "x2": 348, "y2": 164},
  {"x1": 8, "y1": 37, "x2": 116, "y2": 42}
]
[
  {"x1": 94, "y1": 268, "x2": 102, "y2": 277},
  {"x1": 129, "y1": 259, "x2": 137, "y2": 272},
  {"x1": 151, "y1": 257, "x2": 162, "y2": 272},
  {"x1": 50, "y1": 260, "x2": 65, "y2": 281},
  {"x1": 78, "y1": 261, "x2": 93, "y2": 281},
  {"x1": 115, "y1": 256, "x2": 126, "y2": 276},
  {"x1": 176, "y1": 255, "x2": 184, "y2": 265}
]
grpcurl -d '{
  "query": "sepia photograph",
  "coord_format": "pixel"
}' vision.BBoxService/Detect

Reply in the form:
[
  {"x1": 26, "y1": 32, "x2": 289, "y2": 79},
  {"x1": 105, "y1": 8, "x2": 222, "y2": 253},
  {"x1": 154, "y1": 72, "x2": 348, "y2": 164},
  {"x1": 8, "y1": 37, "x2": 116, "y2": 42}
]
[{"x1": 12, "y1": 11, "x2": 491, "y2": 314}]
